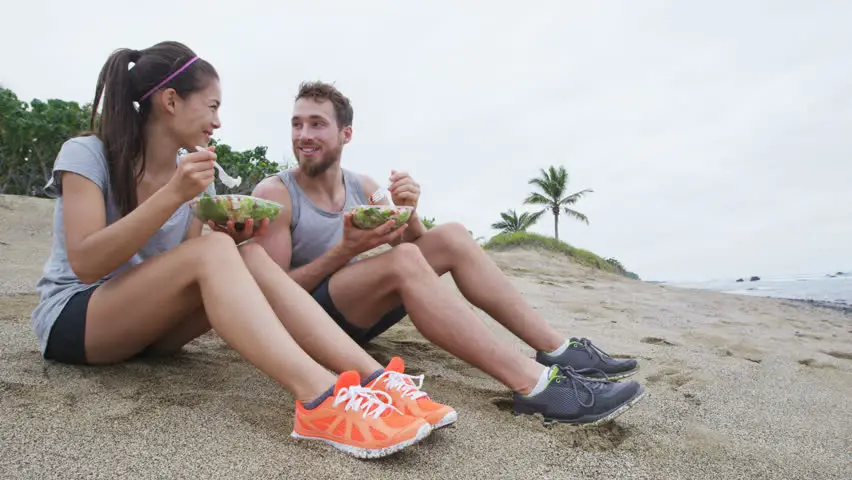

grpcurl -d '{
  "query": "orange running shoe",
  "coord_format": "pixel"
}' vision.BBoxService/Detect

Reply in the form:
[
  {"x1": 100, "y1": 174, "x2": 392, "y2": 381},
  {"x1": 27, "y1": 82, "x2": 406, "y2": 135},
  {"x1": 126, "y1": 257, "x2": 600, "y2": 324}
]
[
  {"x1": 366, "y1": 357, "x2": 457, "y2": 429},
  {"x1": 291, "y1": 371, "x2": 432, "y2": 459}
]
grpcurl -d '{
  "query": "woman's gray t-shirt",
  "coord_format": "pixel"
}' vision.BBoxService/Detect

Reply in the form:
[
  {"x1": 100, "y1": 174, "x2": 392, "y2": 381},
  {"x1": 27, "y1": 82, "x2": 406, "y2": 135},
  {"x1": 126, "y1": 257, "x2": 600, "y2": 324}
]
[{"x1": 30, "y1": 135, "x2": 215, "y2": 354}]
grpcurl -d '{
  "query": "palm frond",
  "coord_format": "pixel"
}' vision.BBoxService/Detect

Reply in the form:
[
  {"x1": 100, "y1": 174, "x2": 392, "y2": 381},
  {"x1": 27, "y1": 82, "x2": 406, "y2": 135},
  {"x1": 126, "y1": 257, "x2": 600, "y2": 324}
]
[
  {"x1": 559, "y1": 188, "x2": 594, "y2": 205},
  {"x1": 490, "y1": 220, "x2": 511, "y2": 230},
  {"x1": 519, "y1": 209, "x2": 545, "y2": 229},
  {"x1": 523, "y1": 192, "x2": 552, "y2": 206},
  {"x1": 562, "y1": 207, "x2": 589, "y2": 224}
]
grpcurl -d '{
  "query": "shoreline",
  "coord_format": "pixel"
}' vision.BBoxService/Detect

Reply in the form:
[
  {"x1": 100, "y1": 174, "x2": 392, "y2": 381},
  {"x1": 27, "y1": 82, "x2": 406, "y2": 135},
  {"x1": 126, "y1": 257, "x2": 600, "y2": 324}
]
[
  {"x1": 784, "y1": 298, "x2": 852, "y2": 316},
  {"x1": 651, "y1": 279, "x2": 852, "y2": 315}
]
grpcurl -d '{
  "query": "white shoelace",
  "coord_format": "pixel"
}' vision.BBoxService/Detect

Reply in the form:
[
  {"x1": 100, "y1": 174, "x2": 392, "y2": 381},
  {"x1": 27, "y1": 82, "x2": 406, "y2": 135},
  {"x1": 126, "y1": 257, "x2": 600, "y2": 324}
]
[
  {"x1": 373, "y1": 371, "x2": 429, "y2": 400},
  {"x1": 332, "y1": 385, "x2": 401, "y2": 419}
]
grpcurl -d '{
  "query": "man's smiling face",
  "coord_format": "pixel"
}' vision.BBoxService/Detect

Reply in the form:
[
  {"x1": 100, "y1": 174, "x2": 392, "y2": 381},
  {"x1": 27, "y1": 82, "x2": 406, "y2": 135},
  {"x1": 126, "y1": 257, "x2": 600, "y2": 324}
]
[{"x1": 291, "y1": 98, "x2": 349, "y2": 177}]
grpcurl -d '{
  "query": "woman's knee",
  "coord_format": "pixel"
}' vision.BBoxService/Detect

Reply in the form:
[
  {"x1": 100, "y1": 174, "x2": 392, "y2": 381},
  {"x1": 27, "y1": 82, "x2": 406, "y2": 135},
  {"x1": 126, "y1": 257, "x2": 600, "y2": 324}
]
[
  {"x1": 189, "y1": 232, "x2": 242, "y2": 271},
  {"x1": 193, "y1": 231, "x2": 239, "y2": 256}
]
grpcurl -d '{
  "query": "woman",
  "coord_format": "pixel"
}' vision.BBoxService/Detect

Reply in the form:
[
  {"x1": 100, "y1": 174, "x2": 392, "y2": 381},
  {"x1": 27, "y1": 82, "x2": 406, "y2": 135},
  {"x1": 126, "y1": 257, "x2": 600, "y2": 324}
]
[{"x1": 29, "y1": 40, "x2": 433, "y2": 459}]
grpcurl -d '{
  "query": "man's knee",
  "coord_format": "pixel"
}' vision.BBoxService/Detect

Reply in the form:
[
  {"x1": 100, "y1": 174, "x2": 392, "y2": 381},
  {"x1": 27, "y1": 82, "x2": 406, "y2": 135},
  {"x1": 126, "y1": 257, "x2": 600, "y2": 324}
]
[
  {"x1": 389, "y1": 243, "x2": 432, "y2": 278},
  {"x1": 431, "y1": 222, "x2": 475, "y2": 251}
]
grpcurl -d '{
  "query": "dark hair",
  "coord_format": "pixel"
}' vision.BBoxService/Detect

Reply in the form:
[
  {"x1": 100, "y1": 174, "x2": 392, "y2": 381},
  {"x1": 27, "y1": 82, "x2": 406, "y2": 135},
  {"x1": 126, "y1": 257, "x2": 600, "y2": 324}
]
[
  {"x1": 295, "y1": 81, "x2": 353, "y2": 129},
  {"x1": 89, "y1": 41, "x2": 218, "y2": 216}
]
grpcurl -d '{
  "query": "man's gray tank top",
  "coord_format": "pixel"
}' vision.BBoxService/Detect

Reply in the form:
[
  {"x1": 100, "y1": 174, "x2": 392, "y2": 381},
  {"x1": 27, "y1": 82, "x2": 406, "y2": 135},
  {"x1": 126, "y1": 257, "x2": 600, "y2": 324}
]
[
  {"x1": 30, "y1": 135, "x2": 214, "y2": 354},
  {"x1": 275, "y1": 168, "x2": 369, "y2": 270}
]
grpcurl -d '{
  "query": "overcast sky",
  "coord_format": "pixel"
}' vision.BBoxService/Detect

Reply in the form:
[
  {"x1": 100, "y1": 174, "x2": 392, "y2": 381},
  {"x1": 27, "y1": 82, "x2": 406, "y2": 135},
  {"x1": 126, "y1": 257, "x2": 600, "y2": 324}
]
[{"x1": 2, "y1": 0, "x2": 850, "y2": 282}]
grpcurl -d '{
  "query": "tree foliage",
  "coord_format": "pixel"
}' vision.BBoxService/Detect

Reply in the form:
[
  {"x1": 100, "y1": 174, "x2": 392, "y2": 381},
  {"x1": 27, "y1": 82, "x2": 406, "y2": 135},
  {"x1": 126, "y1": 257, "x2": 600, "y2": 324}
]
[
  {"x1": 524, "y1": 165, "x2": 592, "y2": 241},
  {"x1": 0, "y1": 87, "x2": 92, "y2": 196},
  {"x1": 206, "y1": 138, "x2": 293, "y2": 195},
  {"x1": 0, "y1": 86, "x2": 289, "y2": 197},
  {"x1": 490, "y1": 208, "x2": 544, "y2": 234}
]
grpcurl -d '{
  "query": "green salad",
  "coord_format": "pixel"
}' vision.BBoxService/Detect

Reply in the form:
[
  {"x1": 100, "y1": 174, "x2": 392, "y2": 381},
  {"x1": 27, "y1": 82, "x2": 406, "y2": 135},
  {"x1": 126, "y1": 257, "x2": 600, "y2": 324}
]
[
  {"x1": 190, "y1": 193, "x2": 282, "y2": 229},
  {"x1": 350, "y1": 205, "x2": 413, "y2": 230}
]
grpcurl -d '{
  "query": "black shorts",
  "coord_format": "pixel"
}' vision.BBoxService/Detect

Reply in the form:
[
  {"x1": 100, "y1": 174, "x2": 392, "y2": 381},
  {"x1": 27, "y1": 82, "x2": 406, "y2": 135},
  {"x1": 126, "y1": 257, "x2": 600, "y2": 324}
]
[
  {"x1": 311, "y1": 276, "x2": 408, "y2": 345},
  {"x1": 44, "y1": 286, "x2": 99, "y2": 365}
]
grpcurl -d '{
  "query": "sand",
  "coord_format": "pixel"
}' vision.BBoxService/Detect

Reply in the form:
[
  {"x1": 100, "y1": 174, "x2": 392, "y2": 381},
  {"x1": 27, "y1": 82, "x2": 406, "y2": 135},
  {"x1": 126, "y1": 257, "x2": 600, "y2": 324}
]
[{"x1": 1, "y1": 193, "x2": 851, "y2": 479}]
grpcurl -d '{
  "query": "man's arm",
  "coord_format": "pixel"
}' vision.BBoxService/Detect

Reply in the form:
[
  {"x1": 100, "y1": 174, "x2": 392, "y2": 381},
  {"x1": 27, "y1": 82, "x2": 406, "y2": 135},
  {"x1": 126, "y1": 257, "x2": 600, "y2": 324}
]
[
  {"x1": 252, "y1": 177, "x2": 354, "y2": 292},
  {"x1": 358, "y1": 174, "x2": 427, "y2": 245}
]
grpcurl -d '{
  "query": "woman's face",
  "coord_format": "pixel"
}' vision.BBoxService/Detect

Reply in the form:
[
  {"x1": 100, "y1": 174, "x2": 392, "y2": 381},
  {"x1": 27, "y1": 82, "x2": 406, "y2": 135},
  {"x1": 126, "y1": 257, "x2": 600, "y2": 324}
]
[{"x1": 162, "y1": 78, "x2": 222, "y2": 150}]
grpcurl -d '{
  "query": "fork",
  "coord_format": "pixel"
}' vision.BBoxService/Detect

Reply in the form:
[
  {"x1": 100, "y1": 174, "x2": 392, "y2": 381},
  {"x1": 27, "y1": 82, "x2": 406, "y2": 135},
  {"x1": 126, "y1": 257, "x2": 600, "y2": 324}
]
[
  {"x1": 195, "y1": 146, "x2": 242, "y2": 189},
  {"x1": 369, "y1": 184, "x2": 390, "y2": 204}
]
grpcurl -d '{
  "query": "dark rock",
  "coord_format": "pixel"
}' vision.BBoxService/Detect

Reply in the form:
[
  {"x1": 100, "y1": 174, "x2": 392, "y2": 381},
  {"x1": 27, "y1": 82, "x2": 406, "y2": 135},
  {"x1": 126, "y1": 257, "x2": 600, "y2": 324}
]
[
  {"x1": 735, "y1": 278, "x2": 744, "y2": 282},
  {"x1": 749, "y1": 276, "x2": 760, "y2": 282}
]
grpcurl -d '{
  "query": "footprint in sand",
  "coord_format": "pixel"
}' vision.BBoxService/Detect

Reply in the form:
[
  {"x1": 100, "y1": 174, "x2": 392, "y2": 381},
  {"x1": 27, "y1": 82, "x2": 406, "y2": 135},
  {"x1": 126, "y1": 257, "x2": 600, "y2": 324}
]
[
  {"x1": 641, "y1": 336, "x2": 677, "y2": 346},
  {"x1": 794, "y1": 332, "x2": 824, "y2": 341},
  {"x1": 797, "y1": 358, "x2": 838, "y2": 370},
  {"x1": 823, "y1": 351, "x2": 852, "y2": 361},
  {"x1": 645, "y1": 363, "x2": 695, "y2": 390}
]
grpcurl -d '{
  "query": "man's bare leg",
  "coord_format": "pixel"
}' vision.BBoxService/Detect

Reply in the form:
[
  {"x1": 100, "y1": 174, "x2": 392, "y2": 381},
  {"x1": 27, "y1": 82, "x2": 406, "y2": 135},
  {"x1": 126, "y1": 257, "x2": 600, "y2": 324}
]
[
  {"x1": 328, "y1": 244, "x2": 544, "y2": 395},
  {"x1": 411, "y1": 222, "x2": 640, "y2": 381},
  {"x1": 413, "y1": 222, "x2": 564, "y2": 352}
]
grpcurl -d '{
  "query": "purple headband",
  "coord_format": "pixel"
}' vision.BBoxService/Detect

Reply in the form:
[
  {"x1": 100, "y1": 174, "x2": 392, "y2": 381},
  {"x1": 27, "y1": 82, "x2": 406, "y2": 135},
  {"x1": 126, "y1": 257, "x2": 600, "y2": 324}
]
[{"x1": 138, "y1": 56, "x2": 200, "y2": 103}]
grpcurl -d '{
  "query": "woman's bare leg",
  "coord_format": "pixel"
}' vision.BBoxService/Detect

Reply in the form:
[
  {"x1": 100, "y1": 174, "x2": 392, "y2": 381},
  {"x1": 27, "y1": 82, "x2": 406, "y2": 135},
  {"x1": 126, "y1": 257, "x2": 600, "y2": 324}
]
[
  {"x1": 83, "y1": 232, "x2": 336, "y2": 402},
  {"x1": 239, "y1": 242, "x2": 384, "y2": 378},
  {"x1": 141, "y1": 242, "x2": 383, "y2": 378}
]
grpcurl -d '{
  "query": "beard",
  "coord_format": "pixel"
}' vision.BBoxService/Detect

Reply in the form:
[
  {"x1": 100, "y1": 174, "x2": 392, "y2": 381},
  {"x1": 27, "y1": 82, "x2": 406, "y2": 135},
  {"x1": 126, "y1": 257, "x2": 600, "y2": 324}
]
[{"x1": 298, "y1": 143, "x2": 342, "y2": 177}]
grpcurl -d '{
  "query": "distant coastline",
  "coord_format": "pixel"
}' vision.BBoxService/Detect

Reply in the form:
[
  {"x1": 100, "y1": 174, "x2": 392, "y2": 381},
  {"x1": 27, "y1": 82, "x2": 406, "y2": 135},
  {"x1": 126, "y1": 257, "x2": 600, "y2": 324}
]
[
  {"x1": 658, "y1": 272, "x2": 852, "y2": 312},
  {"x1": 785, "y1": 298, "x2": 852, "y2": 316}
]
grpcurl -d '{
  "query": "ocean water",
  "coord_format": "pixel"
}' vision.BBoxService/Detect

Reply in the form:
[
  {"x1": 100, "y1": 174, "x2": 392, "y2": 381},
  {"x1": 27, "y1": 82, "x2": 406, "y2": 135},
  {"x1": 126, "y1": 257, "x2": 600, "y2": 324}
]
[{"x1": 667, "y1": 272, "x2": 852, "y2": 305}]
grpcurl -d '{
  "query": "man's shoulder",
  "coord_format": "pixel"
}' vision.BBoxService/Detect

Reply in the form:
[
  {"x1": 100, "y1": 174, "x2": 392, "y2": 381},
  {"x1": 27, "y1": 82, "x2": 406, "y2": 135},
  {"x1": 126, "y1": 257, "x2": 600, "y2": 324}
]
[{"x1": 253, "y1": 173, "x2": 289, "y2": 201}]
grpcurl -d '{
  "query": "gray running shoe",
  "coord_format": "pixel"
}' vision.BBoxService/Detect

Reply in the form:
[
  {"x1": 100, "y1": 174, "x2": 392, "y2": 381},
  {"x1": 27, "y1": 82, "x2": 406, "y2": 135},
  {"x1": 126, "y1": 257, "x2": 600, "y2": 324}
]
[
  {"x1": 536, "y1": 337, "x2": 639, "y2": 380},
  {"x1": 513, "y1": 365, "x2": 646, "y2": 426}
]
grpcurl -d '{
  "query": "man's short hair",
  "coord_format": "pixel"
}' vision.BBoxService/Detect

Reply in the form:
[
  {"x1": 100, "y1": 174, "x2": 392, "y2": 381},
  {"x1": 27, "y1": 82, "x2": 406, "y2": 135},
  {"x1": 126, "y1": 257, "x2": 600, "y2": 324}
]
[{"x1": 295, "y1": 81, "x2": 353, "y2": 129}]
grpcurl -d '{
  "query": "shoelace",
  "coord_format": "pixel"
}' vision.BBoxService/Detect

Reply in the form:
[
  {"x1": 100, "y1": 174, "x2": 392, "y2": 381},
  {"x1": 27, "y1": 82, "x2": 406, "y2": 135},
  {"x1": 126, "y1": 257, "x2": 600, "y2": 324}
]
[
  {"x1": 332, "y1": 385, "x2": 402, "y2": 419},
  {"x1": 373, "y1": 371, "x2": 429, "y2": 400},
  {"x1": 551, "y1": 365, "x2": 611, "y2": 408},
  {"x1": 573, "y1": 337, "x2": 614, "y2": 362}
]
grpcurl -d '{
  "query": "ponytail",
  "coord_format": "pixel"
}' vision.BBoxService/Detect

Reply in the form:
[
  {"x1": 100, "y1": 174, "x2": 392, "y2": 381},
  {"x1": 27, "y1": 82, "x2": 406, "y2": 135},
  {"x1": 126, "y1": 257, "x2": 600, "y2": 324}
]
[{"x1": 90, "y1": 48, "x2": 145, "y2": 217}]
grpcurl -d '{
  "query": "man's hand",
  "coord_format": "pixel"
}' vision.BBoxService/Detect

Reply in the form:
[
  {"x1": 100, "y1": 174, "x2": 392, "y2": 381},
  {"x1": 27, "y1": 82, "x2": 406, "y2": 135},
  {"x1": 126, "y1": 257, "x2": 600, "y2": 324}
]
[
  {"x1": 388, "y1": 170, "x2": 420, "y2": 209},
  {"x1": 338, "y1": 212, "x2": 408, "y2": 257},
  {"x1": 207, "y1": 217, "x2": 271, "y2": 244}
]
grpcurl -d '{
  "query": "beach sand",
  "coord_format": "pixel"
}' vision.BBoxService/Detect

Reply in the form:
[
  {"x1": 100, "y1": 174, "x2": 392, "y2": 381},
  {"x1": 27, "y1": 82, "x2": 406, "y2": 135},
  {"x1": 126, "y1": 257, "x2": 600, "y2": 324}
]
[{"x1": 1, "y1": 193, "x2": 850, "y2": 479}]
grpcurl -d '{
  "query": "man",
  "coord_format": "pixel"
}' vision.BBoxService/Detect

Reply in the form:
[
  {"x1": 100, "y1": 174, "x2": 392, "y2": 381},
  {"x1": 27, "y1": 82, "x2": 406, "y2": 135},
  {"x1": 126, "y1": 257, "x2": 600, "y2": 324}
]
[{"x1": 252, "y1": 81, "x2": 646, "y2": 426}]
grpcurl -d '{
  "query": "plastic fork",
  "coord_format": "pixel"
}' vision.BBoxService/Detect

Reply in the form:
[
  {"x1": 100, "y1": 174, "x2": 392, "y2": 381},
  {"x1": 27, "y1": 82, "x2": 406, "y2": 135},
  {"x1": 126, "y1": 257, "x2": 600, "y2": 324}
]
[
  {"x1": 369, "y1": 185, "x2": 390, "y2": 204},
  {"x1": 195, "y1": 146, "x2": 242, "y2": 189}
]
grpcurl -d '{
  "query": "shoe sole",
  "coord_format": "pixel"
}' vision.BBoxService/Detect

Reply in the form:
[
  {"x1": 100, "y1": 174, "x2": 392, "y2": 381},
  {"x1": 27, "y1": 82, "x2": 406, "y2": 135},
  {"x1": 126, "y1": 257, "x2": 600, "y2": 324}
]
[
  {"x1": 588, "y1": 365, "x2": 640, "y2": 382},
  {"x1": 290, "y1": 423, "x2": 433, "y2": 459},
  {"x1": 514, "y1": 385, "x2": 647, "y2": 428},
  {"x1": 432, "y1": 410, "x2": 458, "y2": 429}
]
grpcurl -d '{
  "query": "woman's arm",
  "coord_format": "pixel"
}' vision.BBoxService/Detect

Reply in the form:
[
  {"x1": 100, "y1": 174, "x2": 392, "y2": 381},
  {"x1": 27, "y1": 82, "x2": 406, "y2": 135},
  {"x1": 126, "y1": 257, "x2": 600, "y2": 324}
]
[{"x1": 63, "y1": 172, "x2": 185, "y2": 284}]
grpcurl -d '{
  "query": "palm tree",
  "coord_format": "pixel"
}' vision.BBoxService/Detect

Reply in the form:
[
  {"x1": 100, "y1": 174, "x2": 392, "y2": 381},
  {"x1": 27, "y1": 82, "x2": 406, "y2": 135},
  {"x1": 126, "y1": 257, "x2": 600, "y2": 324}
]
[
  {"x1": 524, "y1": 165, "x2": 592, "y2": 241},
  {"x1": 491, "y1": 208, "x2": 544, "y2": 234}
]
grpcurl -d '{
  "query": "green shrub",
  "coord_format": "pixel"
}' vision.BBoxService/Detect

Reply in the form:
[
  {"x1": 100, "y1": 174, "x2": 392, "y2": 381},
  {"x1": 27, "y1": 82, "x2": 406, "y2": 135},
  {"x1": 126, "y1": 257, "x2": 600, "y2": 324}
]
[{"x1": 483, "y1": 231, "x2": 640, "y2": 279}]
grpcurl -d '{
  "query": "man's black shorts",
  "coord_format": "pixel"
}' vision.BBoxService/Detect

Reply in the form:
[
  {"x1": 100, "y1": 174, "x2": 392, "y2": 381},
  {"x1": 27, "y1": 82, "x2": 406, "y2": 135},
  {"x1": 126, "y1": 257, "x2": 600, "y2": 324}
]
[{"x1": 311, "y1": 276, "x2": 407, "y2": 345}]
